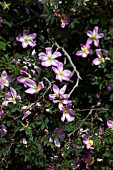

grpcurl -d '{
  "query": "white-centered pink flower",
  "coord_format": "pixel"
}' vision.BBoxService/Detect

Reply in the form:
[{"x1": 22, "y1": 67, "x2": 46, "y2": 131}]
[
  {"x1": 38, "y1": 47, "x2": 62, "y2": 67},
  {"x1": 92, "y1": 49, "x2": 110, "y2": 67},
  {"x1": 86, "y1": 26, "x2": 104, "y2": 47},
  {"x1": 25, "y1": 79, "x2": 44, "y2": 94},
  {"x1": 52, "y1": 62, "x2": 72, "y2": 82},
  {"x1": 16, "y1": 29, "x2": 37, "y2": 48},
  {"x1": 49, "y1": 84, "x2": 71, "y2": 110},
  {"x1": 60, "y1": 104, "x2": 75, "y2": 122},
  {"x1": 49, "y1": 84, "x2": 69, "y2": 101},
  {"x1": 17, "y1": 70, "x2": 32, "y2": 88},
  {"x1": 2, "y1": 87, "x2": 21, "y2": 106},
  {"x1": 0, "y1": 70, "x2": 12, "y2": 89},
  {"x1": 83, "y1": 136, "x2": 94, "y2": 150},
  {"x1": 76, "y1": 43, "x2": 92, "y2": 58},
  {"x1": 107, "y1": 120, "x2": 113, "y2": 130}
]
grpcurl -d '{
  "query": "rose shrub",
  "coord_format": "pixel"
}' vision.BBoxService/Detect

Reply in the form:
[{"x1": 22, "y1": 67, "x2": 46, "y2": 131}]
[{"x1": 0, "y1": 0, "x2": 113, "y2": 169}]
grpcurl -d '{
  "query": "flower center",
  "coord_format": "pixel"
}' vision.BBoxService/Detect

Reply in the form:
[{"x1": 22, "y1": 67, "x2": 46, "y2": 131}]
[
  {"x1": 63, "y1": 109, "x2": 68, "y2": 114},
  {"x1": 47, "y1": 55, "x2": 52, "y2": 60},
  {"x1": 2, "y1": 78, "x2": 6, "y2": 83},
  {"x1": 34, "y1": 86, "x2": 40, "y2": 91},
  {"x1": 59, "y1": 71, "x2": 63, "y2": 76},
  {"x1": 59, "y1": 100, "x2": 62, "y2": 104},
  {"x1": 88, "y1": 140, "x2": 93, "y2": 146},
  {"x1": 91, "y1": 34, "x2": 97, "y2": 40},
  {"x1": 61, "y1": 18, "x2": 66, "y2": 23},
  {"x1": 99, "y1": 57, "x2": 105, "y2": 63},
  {"x1": 24, "y1": 37, "x2": 30, "y2": 42},
  {"x1": 12, "y1": 97, "x2": 16, "y2": 103},
  {"x1": 82, "y1": 47, "x2": 88, "y2": 53}
]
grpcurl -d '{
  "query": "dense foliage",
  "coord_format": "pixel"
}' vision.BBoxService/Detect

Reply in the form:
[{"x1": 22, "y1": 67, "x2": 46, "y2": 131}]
[{"x1": 0, "y1": 0, "x2": 113, "y2": 169}]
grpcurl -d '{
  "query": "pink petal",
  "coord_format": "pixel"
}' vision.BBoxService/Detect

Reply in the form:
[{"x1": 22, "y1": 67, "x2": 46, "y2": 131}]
[
  {"x1": 10, "y1": 87, "x2": 17, "y2": 98},
  {"x1": 25, "y1": 88, "x2": 36, "y2": 94},
  {"x1": 76, "y1": 50, "x2": 82, "y2": 56},
  {"x1": 22, "y1": 42, "x2": 28, "y2": 48},
  {"x1": 66, "y1": 113, "x2": 75, "y2": 122},
  {"x1": 92, "y1": 58, "x2": 101, "y2": 65},
  {"x1": 45, "y1": 47, "x2": 52, "y2": 55},
  {"x1": 86, "y1": 30, "x2": 93, "y2": 37},
  {"x1": 23, "y1": 29, "x2": 29, "y2": 35},
  {"x1": 52, "y1": 67, "x2": 59, "y2": 74},
  {"x1": 53, "y1": 84, "x2": 59, "y2": 94},
  {"x1": 41, "y1": 60, "x2": 51, "y2": 67},
  {"x1": 25, "y1": 79, "x2": 36, "y2": 88},
  {"x1": 53, "y1": 52, "x2": 62, "y2": 58},
  {"x1": 60, "y1": 85, "x2": 67, "y2": 94},
  {"x1": 28, "y1": 41, "x2": 36, "y2": 47},
  {"x1": 98, "y1": 33, "x2": 104, "y2": 38},
  {"x1": 94, "y1": 39, "x2": 99, "y2": 47},
  {"x1": 29, "y1": 33, "x2": 37, "y2": 39},
  {"x1": 1, "y1": 70, "x2": 7, "y2": 77},
  {"x1": 93, "y1": 26, "x2": 98, "y2": 34}
]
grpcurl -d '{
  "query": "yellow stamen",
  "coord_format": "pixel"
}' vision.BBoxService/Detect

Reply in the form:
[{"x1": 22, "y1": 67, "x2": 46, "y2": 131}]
[
  {"x1": 47, "y1": 55, "x2": 52, "y2": 60},
  {"x1": 91, "y1": 34, "x2": 97, "y2": 40},
  {"x1": 82, "y1": 47, "x2": 88, "y2": 53},
  {"x1": 88, "y1": 140, "x2": 93, "y2": 146},
  {"x1": 34, "y1": 86, "x2": 40, "y2": 91},
  {"x1": 2, "y1": 78, "x2": 6, "y2": 83},
  {"x1": 59, "y1": 71, "x2": 63, "y2": 76},
  {"x1": 59, "y1": 100, "x2": 62, "y2": 104},
  {"x1": 24, "y1": 37, "x2": 30, "y2": 42},
  {"x1": 99, "y1": 57, "x2": 105, "y2": 62},
  {"x1": 63, "y1": 109, "x2": 68, "y2": 114},
  {"x1": 12, "y1": 97, "x2": 16, "y2": 103}
]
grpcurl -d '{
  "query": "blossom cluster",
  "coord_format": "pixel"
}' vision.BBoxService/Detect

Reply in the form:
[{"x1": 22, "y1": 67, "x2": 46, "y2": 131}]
[{"x1": 76, "y1": 26, "x2": 110, "y2": 67}]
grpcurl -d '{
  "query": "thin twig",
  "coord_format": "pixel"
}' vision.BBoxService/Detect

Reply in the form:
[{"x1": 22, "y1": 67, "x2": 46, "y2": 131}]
[
  {"x1": 51, "y1": 38, "x2": 82, "y2": 96},
  {"x1": 42, "y1": 77, "x2": 51, "y2": 100},
  {"x1": 68, "y1": 109, "x2": 93, "y2": 138}
]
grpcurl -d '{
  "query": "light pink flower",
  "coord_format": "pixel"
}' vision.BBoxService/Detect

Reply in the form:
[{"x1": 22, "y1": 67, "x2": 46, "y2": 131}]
[
  {"x1": 16, "y1": 29, "x2": 37, "y2": 48},
  {"x1": 86, "y1": 26, "x2": 104, "y2": 47},
  {"x1": 50, "y1": 127, "x2": 65, "y2": 148},
  {"x1": 92, "y1": 49, "x2": 110, "y2": 67},
  {"x1": 107, "y1": 120, "x2": 113, "y2": 130},
  {"x1": 53, "y1": 127, "x2": 65, "y2": 147},
  {"x1": 76, "y1": 43, "x2": 92, "y2": 58},
  {"x1": 60, "y1": 15, "x2": 70, "y2": 28},
  {"x1": 38, "y1": 47, "x2": 62, "y2": 67},
  {"x1": 0, "y1": 70, "x2": 12, "y2": 89},
  {"x1": 60, "y1": 104, "x2": 75, "y2": 122},
  {"x1": 49, "y1": 84, "x2": 69, "y2": 101},
  {"x1": 52, "y1": 62, "x2": 72, "y2": 82},
  {"x1": 2, "y1": 87, "x2": 21, "y2": 106},
  {"x1": 17, "y1": 70, "x2": 32, "y2": 88},
  {"x1": 49, "y1": 84, "x2": 71, "y2": 110},
  {"x1": 25, "y1": 79, "x2": 44, "y2": 94},
  {"x1": 83, "y1": 136, "x2": 94, "y2": 149}
]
